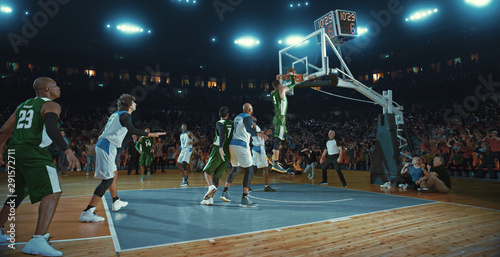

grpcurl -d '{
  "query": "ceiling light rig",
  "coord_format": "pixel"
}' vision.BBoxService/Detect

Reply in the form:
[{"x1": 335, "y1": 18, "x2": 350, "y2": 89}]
[{"x1": 405, "y1": 9, "x2": 438, "y2": 22}]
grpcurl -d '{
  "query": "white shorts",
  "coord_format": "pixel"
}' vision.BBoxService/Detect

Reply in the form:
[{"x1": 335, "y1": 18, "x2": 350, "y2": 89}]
[
  {"x1": 252, "y1": 146, "x2": 267, "y2": 169},
  {"x1": 95, "y1": 138, "x2": 117, "y2": 180},
  {"x1": 177, "y1": 148, "x2": 192, "y2": 163},
  {"x1": 229, "y1": 144, "x2": 253, "y2": 168}
]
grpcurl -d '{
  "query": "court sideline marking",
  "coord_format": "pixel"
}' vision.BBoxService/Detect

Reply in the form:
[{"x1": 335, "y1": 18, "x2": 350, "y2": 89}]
[
  {"x1": 102, "y1": 197, "x2": 122, "y2": 253},
  {"x1": 249, "y1": 195, "x2": 353, "y2": 204},
  {"x1": 0, "y1": 235, "x2": 112, "y2": 246}
]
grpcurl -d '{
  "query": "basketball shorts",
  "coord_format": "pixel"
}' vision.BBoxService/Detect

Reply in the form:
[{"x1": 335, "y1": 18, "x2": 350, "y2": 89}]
[
  {"x1": 229, "y1": 140, "x2": 253, "y2": 168},
  {"x1": 177, "y1": 148, "x2": 192, "y2": 163},
  {"x1": 140, "y1": 153, "x2": 153, "y2": 167},
  {"x1": 252, "y1": 146, "x2": 268, "y2": 169},
  {"x1": 10, "y1": 145, "x2": 61, "y2": 204},
  {"x1": 95, "y1": 138, "x2": 118, "y2": 180},
  {"x1": 203, "y1": 146, "x2": 230, "y2": 178},
  {"x1": 273, "y1": 115, "x2": 287, "y2": 141}
]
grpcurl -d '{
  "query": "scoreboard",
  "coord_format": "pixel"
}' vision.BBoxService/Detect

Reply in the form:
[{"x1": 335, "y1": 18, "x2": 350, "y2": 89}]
[{"x1": 314, "y1": 9, "x2": 357, "y2": 45}]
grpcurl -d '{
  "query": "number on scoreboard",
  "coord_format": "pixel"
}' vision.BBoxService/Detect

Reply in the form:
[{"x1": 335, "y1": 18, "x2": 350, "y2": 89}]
[{"x1": 335, "y1": 10, "x2": 357, "y2": 37}]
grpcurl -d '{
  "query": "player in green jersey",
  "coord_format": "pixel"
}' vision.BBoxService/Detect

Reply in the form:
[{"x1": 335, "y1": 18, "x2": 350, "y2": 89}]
[
  {"x1": 136, "y1": 128, "x2": 155, "y2": 180},
  {"x1": 0, "y1": 77, "x2": 80, "y2": 256},
  {"x1": 200, "y1": 106, "x2": 234, "y2": 205},
  {"x1": 270, "y1": 68, "x2": 297, "y2": 173}
]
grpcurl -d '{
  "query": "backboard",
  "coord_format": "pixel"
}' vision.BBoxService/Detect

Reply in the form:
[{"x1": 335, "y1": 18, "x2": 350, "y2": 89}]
[{"x1": 278, "y1": 28, "x2": 338, "y2": 88}]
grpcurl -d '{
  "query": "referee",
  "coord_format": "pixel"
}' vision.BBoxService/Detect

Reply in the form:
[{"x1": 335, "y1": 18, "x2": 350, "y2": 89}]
[{"x1": 319, "y1": 130, "x2": 347, "y2": 187}]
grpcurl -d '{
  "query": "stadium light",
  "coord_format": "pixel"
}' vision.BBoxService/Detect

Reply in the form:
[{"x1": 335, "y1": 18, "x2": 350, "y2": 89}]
[
  {"x1": 1, "y1": 6, "x2": 13, "y2": 13},
  {"x1": 289, "y1": 2, "x2": 309, "y2": 8},
  {"x1": 465, "y1": 0, "x2": 491, "y2": 7},
  {"x1": 358, "y1": 27, "x2": 368, "y2": 36},
  {"x1": 285, "y1": 35, "x2": 305, "y2": 45},
  {"x1": 116, "y1": 24, "x2": 145, "y2": 34},
  {"x1": 235, "y1": 36, "x2": 260, "y2": 48},
  {"x1": 405, "y1": 9, "x2": 438, "y2": 22},
  {"x1": 177, "y1": 0, "x2": 196, "y2": 4},
  {"x1": 25, "y1": 11, "x2": 29, "y2": 15}
]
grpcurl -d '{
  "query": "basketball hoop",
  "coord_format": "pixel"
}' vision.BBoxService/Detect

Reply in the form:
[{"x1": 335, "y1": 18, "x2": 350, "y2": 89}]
[
  {"x1": 276, "y1": 73, "x2": 304, "y2": 83},
  {"x1": 277, "y1": 73, "x2": 303, "y2": 96}
]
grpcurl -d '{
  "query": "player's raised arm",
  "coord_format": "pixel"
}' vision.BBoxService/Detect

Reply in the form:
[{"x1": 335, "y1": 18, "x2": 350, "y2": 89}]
[
  {"x1": 118, "y1": 113, "x2": 165, "y2": 138},
  {"x1": 281, "y1": 69, "x2": 297, "y2": 98}
]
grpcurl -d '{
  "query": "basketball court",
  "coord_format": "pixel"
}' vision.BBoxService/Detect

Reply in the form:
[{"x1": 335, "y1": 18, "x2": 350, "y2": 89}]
[
  {"x1": 1, "y1": 170, "x2": 499, "y2": 256},
  {"x1": 102, "y1": 183, "x2": 434, "y2": 252}
]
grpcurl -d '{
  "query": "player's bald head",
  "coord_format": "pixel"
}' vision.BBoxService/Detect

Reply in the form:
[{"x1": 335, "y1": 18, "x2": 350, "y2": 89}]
[
  {"x1": 33, "y1": 77, "x2": 56, "y2": 93},
  {"x1": 243, "y1": 103, "x2": 253, "y2": 114}
]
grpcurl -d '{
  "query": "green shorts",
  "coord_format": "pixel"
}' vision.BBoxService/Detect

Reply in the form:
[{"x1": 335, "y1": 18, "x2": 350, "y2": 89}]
[
  {"x1": 140, "y1": 153, "x2": 153, "y2": 167},
  {"x1": 273, "y1": 115, "x2": 287, "y2": 140},
  {"x1": 203, "y1": 146, "x2": 230, "y2": 178},
  {"x1": 10, "y1": 145, "x2": 61, "y2": 204}
]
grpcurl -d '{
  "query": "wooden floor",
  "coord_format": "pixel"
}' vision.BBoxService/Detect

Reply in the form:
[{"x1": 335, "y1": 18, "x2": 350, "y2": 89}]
[{"x1": 1, "y1": 169, "x2": 499, "y2": 257}]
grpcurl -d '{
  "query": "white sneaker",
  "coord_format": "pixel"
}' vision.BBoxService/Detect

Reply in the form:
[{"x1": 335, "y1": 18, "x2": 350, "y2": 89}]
[
  {"x1": 112, "y1": 199, "x2": 128, "y2": 212},
  {"x1": 21, "y1": 233, "x2": 62, "y2": 256},
  {"x1": 200, "y1": 198, "x2": 214, "y2": 205},
  {"x1": 1, "y1": 226, "x2": 10, "y2": 242},
  {"x1": 203, "y1": 185, "x2": 217, "y2": 200},
  {"x1": 79, "y1": 207, "x2": 105, "y2": 222},
  {"x1": 380, "y1": 182, "x2": 391, "y2": 188}
]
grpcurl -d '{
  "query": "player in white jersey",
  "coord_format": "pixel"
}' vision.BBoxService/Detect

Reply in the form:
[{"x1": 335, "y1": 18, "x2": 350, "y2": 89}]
[
  {"x1": 220, "y1": 103, "x2": 267, "y2": 208},
  {"x1": 173, "y1": 124, "x2": 199, "y2": 186},
  {"x1": 251, "y1": 117, "x2": 276, "y2": 192},
  {"x1": 79, "y1": 94, "x2": 165, "y2": 222}
]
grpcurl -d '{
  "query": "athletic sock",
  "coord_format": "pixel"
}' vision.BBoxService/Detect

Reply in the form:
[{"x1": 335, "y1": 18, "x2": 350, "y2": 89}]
[
  {"x1": 112, "y1": 197, "x2": 119, "y2": 203},
  {"x1": 223, "y1": 187, "x2": 229, "y2": 192},
  {"x1": 242, "y1": 193, "x2": 248, "y2": 198},
  {"x1": 83, "y1": 205, "x2": 94, "y2": 212}
]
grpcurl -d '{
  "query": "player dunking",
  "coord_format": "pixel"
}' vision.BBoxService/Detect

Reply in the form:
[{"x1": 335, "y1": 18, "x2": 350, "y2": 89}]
[
  {"x1": 269, "y1": 67, "x2": 297, "y2": 173},
  {"x1": 174, "y1": 124, "x2": 199, "y2": 187},
  {"x1": 79, "y1": 94, "x2": 165, "y2": 222},
  {"x1": 0, "y1": 77, "x2": 81, "y2": 256},
  {"x1": 136, "y1": 128, "x2": 154, "y2": 180},
  {"x1": 200, "y1": 106, "x2": 234, "y2": 205}
]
